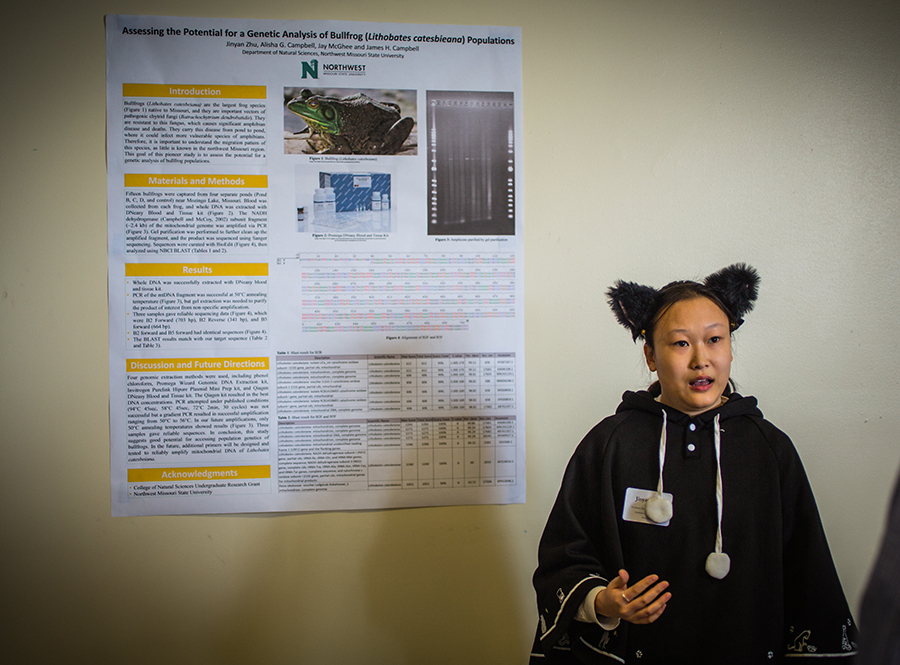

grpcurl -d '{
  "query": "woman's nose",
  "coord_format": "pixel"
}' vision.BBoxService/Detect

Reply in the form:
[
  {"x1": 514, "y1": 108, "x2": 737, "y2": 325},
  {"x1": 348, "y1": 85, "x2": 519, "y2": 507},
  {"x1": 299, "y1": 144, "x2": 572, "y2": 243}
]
[{"x1": 691, "y1": 348, "x2": 709, "y2": 369}]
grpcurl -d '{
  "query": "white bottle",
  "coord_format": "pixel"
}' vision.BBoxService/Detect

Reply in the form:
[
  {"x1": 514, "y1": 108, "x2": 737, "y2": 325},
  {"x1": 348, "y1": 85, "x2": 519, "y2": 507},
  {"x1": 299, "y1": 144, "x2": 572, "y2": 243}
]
[
  {"x1": 313, "y1": 188, "x2": 326, "y2": 220},
  {"x1": 325, "y1": 187, "x2": 336, "y2": 223},
  {"x1": 371, "y1": 191, "x2": 382, "y2": 212},
  {"x1": 379, "y1": 192, "x2": 390, "y2": 231}
]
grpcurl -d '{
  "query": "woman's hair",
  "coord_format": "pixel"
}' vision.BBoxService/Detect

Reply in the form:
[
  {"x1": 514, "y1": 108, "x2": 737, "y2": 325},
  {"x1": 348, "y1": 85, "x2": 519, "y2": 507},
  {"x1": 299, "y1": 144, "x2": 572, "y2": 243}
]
[{"x1": 607, "y1": 263, "x2": 760, "y2": 345}]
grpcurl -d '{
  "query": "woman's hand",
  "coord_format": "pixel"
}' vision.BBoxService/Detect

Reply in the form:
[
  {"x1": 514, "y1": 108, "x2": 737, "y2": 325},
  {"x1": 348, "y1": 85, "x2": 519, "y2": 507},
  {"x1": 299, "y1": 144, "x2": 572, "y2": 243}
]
[{"x1": 595, "y1": 569, "x2": 671, "y2": 625}]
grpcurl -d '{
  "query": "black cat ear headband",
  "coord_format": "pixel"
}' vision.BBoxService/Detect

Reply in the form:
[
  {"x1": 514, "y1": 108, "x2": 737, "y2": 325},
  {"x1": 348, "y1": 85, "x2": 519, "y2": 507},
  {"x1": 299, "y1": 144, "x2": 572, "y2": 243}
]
[{"x1": 606, "y1": 263, "x2": 761, "y2": 341}]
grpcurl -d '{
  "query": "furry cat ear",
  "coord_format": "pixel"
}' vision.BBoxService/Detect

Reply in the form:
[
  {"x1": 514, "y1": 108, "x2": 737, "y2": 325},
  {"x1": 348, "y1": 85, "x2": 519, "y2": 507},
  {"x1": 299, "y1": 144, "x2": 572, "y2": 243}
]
[
  {"x1": 606, "y1": 281, "x2": 659, "y2": 341},
  {"x1": 703, "y1": 263, "x2": 760, "y2": 330}
]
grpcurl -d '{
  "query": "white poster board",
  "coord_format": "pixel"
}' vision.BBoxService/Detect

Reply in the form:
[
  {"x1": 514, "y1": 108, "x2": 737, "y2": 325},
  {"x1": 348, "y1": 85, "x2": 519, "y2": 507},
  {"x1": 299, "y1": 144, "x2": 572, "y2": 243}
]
[{"x1": 106, "y1": 15, "x2": 525, "y2": 516}]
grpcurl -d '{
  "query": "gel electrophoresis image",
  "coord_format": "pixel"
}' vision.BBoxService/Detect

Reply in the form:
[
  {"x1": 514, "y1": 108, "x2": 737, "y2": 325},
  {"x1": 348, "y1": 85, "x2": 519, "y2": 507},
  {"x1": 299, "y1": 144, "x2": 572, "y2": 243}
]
[{"x1": 426, "y1": 91, "x2": 515, "y2": 236}]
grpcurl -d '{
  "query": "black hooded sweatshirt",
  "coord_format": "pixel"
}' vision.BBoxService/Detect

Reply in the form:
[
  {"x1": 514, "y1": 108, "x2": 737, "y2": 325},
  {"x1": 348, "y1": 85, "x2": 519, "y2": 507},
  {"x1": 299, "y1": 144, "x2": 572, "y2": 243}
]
[{"x1": 531, "y1": 390, "x2": 857, "y2": 663}]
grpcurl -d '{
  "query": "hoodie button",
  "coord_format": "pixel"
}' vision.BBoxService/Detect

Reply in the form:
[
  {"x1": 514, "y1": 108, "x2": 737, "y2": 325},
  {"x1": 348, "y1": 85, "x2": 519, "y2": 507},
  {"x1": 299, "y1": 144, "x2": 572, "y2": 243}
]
[
  {"x1": 687, "y1": 443, "x2": 696, "y2": 452},
  {"x1": 689, "y1": 423, "x2": 697, "y2": 431}
]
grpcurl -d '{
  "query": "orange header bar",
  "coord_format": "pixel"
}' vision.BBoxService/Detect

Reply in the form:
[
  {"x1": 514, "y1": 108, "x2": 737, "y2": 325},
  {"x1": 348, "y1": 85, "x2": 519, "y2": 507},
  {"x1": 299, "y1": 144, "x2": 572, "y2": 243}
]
[
  {"x1": 123, "y1": 84, "x2": 266, "y2": 99},
  {"x1": 125, "y1": 357, "x2": 270, "y2": 372},
  {"x1": 125, "y1": 263, "x2": 268, "y2": 277},
  {"x1": 128, "y1": 466, "x2": 271, "y2": 483},
  {"x1": 124, "y1": 174, "x2": 267, "y2": 188}
]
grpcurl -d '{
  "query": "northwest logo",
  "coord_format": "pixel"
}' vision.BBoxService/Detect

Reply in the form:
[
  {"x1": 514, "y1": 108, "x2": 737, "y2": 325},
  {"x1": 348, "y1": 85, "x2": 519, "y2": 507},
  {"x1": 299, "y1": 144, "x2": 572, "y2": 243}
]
[{"x1": 301, "y1": 59, "x2": 318, "y2": 79}]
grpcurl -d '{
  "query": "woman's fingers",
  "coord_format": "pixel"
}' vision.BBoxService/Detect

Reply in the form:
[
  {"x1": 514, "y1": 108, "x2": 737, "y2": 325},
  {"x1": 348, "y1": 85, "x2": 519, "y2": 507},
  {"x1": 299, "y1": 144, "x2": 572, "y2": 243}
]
[
  {"x1": 606, "y1": 569, "x2": 630, "y2": 593},
  {"x1": 621, "y1": 577, "x2": 671, "y2": 624},
  {"x1": 595, "y1": 571, "x2": 671, "y2": 624},
  {"x1": 624, "y1": 573, "x2": 661, "y2": 601}
]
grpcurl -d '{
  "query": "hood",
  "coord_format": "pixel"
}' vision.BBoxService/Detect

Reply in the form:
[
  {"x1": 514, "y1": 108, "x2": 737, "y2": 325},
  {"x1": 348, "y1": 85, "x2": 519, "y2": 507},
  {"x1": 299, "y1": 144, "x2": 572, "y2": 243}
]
[{"x1": 616, "y1": 388, "x2": 763, "y2": 425}]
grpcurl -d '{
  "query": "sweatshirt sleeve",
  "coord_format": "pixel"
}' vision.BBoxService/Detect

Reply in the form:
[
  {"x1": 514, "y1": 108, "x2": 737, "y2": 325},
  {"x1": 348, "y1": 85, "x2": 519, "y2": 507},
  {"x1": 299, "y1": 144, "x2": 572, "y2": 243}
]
[
  {"x1": 532, "y1": 423, "x2": 625, "y2": 653},
  {"x1": 775, "y1": 427, "x2": 859, "y2": 659}
]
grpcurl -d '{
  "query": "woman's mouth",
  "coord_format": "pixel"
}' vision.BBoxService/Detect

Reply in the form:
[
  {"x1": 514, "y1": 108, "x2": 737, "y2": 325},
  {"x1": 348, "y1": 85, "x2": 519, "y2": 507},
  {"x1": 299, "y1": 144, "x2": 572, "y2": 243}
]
[{"x1": 690, "y1": 377, "x2": 714, "y2": 391}]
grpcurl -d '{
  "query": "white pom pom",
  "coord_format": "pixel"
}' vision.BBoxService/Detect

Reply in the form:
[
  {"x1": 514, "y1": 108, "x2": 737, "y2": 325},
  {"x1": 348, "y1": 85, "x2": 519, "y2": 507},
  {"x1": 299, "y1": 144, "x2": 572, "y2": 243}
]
[
  {"x1": 645, "y1": 495, "x2": 673, "y2": 524},
  {"x1": 705, "y1": 552, "x2": 731, "y2": 579}
]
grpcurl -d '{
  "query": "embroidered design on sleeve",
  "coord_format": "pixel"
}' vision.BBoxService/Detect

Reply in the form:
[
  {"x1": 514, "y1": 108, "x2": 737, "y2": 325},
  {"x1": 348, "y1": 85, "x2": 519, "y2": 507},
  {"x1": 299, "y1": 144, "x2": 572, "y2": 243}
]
[
  {"x1": 841, "y1": 619, "x2": 853, "y2": 651},
  {"x1": 542, "y1": 576, "x2": 608, "y2": 641},
  {"x1": 784, "y1": 620, "x2": 858, "y2": 658},
  {"x1": 787, "y1": 629, "x2": 812, "y2": 653},
  {"x1": 579, "y1": 636, "x2": 624, "y2": 663},
  {"x1": 598, "y1": 630, "x2": 611, "y2": 650}
]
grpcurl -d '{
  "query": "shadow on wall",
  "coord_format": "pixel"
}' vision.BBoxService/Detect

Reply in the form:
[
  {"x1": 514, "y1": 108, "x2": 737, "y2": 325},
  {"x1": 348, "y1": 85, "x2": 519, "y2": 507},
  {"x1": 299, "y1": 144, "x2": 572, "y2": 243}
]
[
  {"x1": 201, "y1": 506, "x2": 526, "y2": 665},
  {"x1": 360, "y1": 505, "x2": 526, "y2": 664}
]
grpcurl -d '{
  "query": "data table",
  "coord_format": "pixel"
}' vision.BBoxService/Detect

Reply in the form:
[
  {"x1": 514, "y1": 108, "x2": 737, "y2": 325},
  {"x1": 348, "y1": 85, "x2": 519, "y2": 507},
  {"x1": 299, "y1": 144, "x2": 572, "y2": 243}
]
[
  {"x1": 277, "y1": 415, "x2": 517, "y2": 491},
  {"x1": 276, "y1": 353, "x2": 518, "y2": 492},
  {"x1": 276, "y1": 352, "x2": 516, "y2": 415}
]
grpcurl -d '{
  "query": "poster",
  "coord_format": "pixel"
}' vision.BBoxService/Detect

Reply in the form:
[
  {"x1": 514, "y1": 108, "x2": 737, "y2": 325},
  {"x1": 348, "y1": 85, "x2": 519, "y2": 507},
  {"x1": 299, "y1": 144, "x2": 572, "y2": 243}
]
[{"x1": 106, "y1": 15, "x2": 524, "y2": 516}]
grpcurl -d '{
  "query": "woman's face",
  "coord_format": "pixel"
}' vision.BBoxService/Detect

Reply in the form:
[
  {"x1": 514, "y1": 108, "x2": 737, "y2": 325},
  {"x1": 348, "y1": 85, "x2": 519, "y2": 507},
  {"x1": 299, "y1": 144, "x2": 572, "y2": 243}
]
[{"x1": 644, "y1": 297, "x2": 733, "y2": 417}]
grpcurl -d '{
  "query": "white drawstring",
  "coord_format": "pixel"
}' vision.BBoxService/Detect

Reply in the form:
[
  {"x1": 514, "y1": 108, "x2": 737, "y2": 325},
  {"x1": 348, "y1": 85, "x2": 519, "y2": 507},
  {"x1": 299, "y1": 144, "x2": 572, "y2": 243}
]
[
  {"x1": 645, "y1": 410, "x2": 673, "y2": 524},
  {"x1": 705, "y1": 414, "x2": 731, "y2": 579},
  {"x1": 712, "y1": 414, "x2": 724, "y2": 555},
  {"x1": 657, "y1": 409, "x2": 667, "y2": 497}
]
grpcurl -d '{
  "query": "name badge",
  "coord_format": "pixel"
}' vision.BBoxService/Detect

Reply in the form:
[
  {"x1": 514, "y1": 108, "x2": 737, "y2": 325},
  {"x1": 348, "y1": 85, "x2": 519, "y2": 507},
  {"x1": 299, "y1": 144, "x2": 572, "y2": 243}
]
[{"x1": 623, "y1": 487, "x2": 673, "y2": 526}]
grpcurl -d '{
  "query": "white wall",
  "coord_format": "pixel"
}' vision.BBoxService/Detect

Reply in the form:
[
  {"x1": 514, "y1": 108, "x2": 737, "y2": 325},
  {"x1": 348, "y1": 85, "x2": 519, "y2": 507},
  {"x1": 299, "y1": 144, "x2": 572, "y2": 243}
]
[{"x1": 2, "y1": 0, "x2": 898, "y2": 662}]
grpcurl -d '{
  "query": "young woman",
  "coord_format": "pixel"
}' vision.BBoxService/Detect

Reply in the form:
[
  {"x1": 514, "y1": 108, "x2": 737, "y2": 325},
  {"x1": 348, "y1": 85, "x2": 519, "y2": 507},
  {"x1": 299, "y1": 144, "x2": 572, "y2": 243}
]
[{"x1": 530, "y1": 264, "x2": 857, "y2": 664}]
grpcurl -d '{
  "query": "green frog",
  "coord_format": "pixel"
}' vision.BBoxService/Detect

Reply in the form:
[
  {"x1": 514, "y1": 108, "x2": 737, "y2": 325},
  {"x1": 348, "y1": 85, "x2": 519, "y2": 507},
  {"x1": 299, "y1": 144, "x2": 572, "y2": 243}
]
[{"x1": 286, "y1": 89, "x2": 414, "y2": 155}]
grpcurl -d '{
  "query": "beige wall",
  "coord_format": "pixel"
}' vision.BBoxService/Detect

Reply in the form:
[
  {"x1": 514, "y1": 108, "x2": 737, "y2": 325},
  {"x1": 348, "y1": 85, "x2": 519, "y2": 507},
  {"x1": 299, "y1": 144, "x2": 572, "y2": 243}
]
[{"x1": 3, "y1": 0, "x2": 899, "y2": 662}]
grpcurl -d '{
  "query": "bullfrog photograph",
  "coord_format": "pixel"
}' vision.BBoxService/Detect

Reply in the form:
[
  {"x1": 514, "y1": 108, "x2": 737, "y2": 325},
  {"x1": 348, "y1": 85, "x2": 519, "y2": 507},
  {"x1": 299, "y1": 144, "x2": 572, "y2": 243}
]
[{"x1": 284, "y1": 87, "x2": 416, "y2": 155}]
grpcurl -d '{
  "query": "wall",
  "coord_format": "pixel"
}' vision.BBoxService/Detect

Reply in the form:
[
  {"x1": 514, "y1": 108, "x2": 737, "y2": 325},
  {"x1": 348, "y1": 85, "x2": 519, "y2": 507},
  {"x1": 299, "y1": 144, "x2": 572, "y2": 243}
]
[{"x1": 2, "y1": 0, "x2": 898, "y2": 662}]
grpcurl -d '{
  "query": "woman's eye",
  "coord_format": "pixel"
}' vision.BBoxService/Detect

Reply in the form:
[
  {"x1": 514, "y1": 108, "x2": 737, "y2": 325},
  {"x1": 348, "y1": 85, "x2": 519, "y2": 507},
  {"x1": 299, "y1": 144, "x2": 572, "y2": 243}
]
[
  {"x1": 709, "y1": 336, "x2": 721, "y2": 344},
  {"x1": 673, "y1": 340, "x2": 689, "y2": 347}
]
